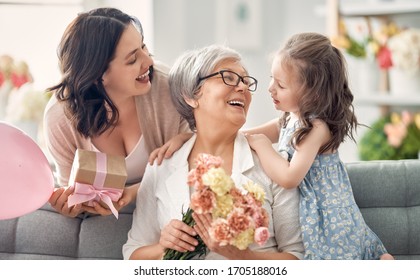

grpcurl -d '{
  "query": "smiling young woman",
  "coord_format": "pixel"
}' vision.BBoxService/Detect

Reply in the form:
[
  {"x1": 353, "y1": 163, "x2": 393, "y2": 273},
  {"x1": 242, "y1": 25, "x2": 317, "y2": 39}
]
[{"x1": 43, "y1": 7, "x2": 190, "y2": 218}]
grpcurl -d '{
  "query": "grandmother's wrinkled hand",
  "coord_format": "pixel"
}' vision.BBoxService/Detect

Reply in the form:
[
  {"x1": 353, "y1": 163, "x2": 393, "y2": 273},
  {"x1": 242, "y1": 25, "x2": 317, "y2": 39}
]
[
  {"x1": 159, "y1": 219, "x2": 198, "y2": 253},
  {"x1": 192, "y1": 212, "x2": 243, "y2": 259}
]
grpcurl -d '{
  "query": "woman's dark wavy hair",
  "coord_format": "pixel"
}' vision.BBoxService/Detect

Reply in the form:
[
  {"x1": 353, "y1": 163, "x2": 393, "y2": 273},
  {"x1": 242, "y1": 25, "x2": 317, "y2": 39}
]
[
  {"x1": 278, "y1": 32, "x2": 360, "y2": 153},
  {"x1": 48, "y1": 7, "x2": 144, "y2": 138}
]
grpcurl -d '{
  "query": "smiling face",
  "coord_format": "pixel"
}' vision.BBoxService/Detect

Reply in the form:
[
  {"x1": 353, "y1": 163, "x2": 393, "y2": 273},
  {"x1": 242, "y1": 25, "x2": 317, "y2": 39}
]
[
  {"x1": 268, "y1": 54, "x2": 301, "y2": 115},
  {"x1": 194, "y1": 59, "x2": 252, "y2": 131},
  {"x1": 101, "y1": 23, "x2": 153, "y2": 103}
]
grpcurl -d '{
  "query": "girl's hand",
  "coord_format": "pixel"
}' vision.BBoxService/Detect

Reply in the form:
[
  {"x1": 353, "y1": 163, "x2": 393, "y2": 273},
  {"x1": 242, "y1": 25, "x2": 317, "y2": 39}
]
[
  {"x1": 192, "y1": 212, "x2": 245, "y2": 259},
  {"x1": 159, "y1": 219, "x2": 198, "y2": 253},
  {"x1": 49, "y1": 186, "x2": 83, "y2": 218},
  {"x1": 148, "y1": 132, "x2": 193, "y2": 165},
  {"x1": 245, "y1": 133, "x2": 273, "y2": 151}
]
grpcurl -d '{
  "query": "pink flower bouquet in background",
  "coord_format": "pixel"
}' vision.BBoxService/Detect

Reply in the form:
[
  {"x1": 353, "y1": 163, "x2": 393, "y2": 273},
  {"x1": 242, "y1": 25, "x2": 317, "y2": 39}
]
[{"x1": 162, "y1": 153, "x2": 269, "y2": 260}]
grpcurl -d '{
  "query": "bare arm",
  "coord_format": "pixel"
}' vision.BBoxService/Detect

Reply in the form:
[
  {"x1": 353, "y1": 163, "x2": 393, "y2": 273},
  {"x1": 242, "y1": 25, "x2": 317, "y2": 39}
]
[
  {"x1": 242, "y1": 118, "x2": 280, "y2": 143},
  {"x1": 129, "y1": 243, "x2": 165, "y2": 260},
  {"x1": 246, "y1": 119, "x2": 330, "y2": 188}
]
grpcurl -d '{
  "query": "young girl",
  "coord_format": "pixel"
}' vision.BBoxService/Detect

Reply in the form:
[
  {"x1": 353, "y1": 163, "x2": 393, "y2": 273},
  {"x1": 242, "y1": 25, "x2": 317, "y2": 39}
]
[{"x1": 245, "y1": 32, "x2": 394, "y2": 260}]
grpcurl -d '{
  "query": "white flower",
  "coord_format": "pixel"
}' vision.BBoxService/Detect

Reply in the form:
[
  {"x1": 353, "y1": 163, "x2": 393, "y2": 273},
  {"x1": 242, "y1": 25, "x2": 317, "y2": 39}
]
[
  {"x1": 5, "y1": 83, "x2": 50, "y2": 122},
  {"x1": 388, "y1": 28, "x2": 420, "y2": 75}
]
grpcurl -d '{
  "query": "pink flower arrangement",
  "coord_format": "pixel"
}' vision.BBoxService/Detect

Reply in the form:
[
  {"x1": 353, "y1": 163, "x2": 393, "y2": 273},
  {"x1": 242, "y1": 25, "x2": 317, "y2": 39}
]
[
  {"x1": 384, "y1": 111, "x2": 420, "y2": 148},
  {"x1": 331, "y1": 19, "x2": 408, "y2": 71},
  {"x1": 162, "y1": 153, "x2": 269, "y2": 260}
]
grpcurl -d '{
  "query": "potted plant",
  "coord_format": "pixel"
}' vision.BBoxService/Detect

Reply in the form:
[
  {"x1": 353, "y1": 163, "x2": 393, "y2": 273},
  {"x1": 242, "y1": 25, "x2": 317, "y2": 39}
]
[
  {"x1": 385, "y1": 28, "x2": 420, "y2": 95},
  {"x1": 331, "y1": 19, "x2": 399, "y2": 94},
  {"x1": 359, "y1": 111, "x2": 420, "y2": 160}
]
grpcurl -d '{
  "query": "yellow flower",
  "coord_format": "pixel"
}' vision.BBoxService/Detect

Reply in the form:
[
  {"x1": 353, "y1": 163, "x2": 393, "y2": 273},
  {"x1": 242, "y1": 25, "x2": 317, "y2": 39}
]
[
  {"x1": 367, "y1": 40, "x2": 380, "y2": 55},
  {"x1": 213, "y1": 194, "x2": 233, "y2": 219},
  {"x1": 331, "y1": 35, "x2": 350, "y2": 49},
  {"x1": 338, "y1": 19, "x2": 347, "y2": 34},
  {"x1": 243, "y1": 181, "x2": 265, "y2": 203},
  {"x1": 390, "y1": 112, "x2": 401, "y2": 124},
  {"x1": 202, "y1": 167, "x2": 233, "y2": 196},
  {"x1": 415, "y1": 113, "x2": 420, "y2": 130},
  {"x1": 231, "y1": 228, "x2": 254, "y2": 250},
  {"x1": 385, "y1": 22, "x2": 401, "y2": 37}
]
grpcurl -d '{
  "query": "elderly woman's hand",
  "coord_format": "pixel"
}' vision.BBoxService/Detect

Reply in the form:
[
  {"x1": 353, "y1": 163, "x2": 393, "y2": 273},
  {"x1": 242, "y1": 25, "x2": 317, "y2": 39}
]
[
  {"x1": 159, "y1": 219, "x2": 199, "y2": 253},
  {"x1": 192, "y1": 212, "x2": 246, "y2": 259}
]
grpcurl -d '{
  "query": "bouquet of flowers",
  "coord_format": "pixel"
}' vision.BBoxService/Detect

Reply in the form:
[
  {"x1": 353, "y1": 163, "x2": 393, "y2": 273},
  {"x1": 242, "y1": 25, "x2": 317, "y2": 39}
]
[
  {"x1": 5, "y1": 83, "x2": 50, "y2": 123},
  {"x1": 162, "y1": 153, "x2": 269, "y2": 260},
  {"x1": 386, "y1": 28, "x2": 420, "y2": 74},
  {"x1": 359, "y1": 111, "x2": 420, "y2": 160},
  {"x1": 331, "y1": 19, "x2": 382, "y2": 60},
  {"x1": 331, "y1": 19, "x2": 401, "y2": 68}
]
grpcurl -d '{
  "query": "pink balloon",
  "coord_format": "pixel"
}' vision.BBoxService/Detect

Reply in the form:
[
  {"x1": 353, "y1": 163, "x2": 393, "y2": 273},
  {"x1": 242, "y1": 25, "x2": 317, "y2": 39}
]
[{"x1": 0, "y1": 122, "x2": 54, "y2": 220}]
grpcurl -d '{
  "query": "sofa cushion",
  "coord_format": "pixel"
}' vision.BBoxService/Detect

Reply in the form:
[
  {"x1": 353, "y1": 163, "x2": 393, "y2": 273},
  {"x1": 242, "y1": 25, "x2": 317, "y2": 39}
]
[
  {"x1": 0, "y1": 204, "x2": 80, "y2": 259},
  {"x1": 0, "y1": 202, "x2": 134, "y2": 260},
  {"x1": 78, "y1": 211, "x2": 133, "y2": 259},
  {"x1": 346, "y1": 160, "x2": 420, "y2": 260},
  {"x1": 1, "y1": 159, "x2": 419, "y2": 260}
]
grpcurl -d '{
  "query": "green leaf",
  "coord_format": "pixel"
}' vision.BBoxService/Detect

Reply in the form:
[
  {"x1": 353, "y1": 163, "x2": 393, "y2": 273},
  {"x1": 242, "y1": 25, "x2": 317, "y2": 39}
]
[{"x1": 359, "y1": 115, "x2": 420, "y2": 160}]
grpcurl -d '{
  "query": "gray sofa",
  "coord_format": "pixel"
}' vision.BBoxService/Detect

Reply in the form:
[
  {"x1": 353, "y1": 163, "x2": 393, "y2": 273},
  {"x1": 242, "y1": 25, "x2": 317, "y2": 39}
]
[{"x1": 1, "y1": 159, "x2": 419, "y2": 260}]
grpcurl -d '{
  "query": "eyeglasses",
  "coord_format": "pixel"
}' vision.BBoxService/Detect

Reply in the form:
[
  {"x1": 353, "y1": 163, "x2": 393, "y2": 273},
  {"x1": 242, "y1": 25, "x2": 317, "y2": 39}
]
[{"x1": 198, "y1": 70, "x2": 258, "y2": 92}]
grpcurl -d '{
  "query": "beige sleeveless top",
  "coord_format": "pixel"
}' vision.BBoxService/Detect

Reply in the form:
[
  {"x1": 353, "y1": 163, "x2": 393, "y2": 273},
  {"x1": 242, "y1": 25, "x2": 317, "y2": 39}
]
[{"x1": 92, "y1": 136, "x2": 147, "y2": 185}]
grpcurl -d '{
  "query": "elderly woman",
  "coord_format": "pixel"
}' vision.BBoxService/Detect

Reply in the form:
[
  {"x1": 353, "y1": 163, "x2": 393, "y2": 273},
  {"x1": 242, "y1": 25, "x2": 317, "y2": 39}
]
[{"x1": 123, "y1": 45, "x2": 304, "y2": 260}]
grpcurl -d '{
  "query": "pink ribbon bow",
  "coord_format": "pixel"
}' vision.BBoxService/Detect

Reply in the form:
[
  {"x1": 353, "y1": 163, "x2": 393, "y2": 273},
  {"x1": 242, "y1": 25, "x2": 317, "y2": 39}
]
[
  {"x1": 68, "y1": 152, "x2": 123, "y2": 219},
  {"x1": 68, "y1": 183, "x2": 123, "y2": 218}
]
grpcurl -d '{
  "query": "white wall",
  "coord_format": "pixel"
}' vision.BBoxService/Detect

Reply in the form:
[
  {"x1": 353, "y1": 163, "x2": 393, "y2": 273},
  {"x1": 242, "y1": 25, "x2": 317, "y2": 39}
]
[
  {"x1": 0, "y1": 0, "x2": 153, "y2": 91},
  {"x1": 152, "y1": 0, "x2": 420, "y2": 162},
  {"x1": 2, "y1": 0, "x2": 417, "y2": 162},
  {"x1": 0, "y1": 3, "x2": 81, "y2": 90},
  {"x1": 153, "y1": 0, "x2": 325, "y2": 129}
]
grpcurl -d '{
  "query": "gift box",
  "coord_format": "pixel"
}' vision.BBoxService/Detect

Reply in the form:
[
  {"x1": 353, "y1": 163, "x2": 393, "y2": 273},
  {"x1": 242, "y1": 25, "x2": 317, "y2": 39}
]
[{"x1": 68, "y1": 149, "x2": 127, "y2": 219}]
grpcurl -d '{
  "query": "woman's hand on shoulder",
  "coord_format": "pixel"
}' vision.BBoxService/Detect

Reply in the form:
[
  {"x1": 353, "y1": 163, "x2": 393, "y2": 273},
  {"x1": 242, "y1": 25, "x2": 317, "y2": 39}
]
[
  {"x1": 148, "y1": 132, "x2": 193, "y2": 165},
  {"x1": 49, "y1": 186, "x2": 83, "y2": 218}
]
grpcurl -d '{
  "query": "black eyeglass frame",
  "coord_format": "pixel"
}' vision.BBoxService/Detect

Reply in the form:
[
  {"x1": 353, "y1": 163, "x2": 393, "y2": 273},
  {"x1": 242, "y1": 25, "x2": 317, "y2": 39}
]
[{"x1": 198, "y1": 70, "x2": 258, "y2": 92}]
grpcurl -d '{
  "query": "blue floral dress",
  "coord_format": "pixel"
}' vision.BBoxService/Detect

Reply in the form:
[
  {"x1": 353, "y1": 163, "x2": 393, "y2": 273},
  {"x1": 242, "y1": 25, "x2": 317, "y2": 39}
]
[{"x1": 278, "y1": 123, "x2": 389, "y2": 260}]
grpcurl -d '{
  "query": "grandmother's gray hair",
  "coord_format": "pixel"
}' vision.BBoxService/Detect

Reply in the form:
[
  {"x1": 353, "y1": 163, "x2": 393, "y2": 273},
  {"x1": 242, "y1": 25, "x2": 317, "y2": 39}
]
[{"x1": 169, "y1": 44, "x2": 242, "y2": 130}]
